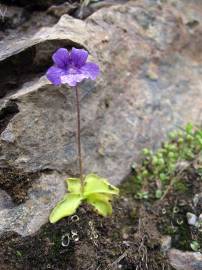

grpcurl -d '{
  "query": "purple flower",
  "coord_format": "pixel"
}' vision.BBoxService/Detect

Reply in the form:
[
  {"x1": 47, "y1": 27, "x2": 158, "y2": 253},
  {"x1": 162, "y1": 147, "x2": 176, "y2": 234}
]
[{"x1": 46, "y1": 47, "x2": 100, "y2": 87}]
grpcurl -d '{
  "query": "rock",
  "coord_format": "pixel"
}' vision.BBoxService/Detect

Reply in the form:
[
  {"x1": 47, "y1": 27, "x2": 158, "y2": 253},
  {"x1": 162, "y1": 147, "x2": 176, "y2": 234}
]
[
  {"x1": 193, "y1": 193, "x2": 201, "y2": 207},
  {"x1": 0, "y1": 15, "x2": 89, "y2": 98},
  {"x1": 0, "y1": 4, "x2": 29, "y2": 30},
  {"x1": 0, "y1": 0, "x2": 202, "y2": 235},
  {"x1": 47, "y1": 2, "x2": 79, "y2": 18},
  {"x1": 161, "y1": 235, "x2": 172, "y2": 252},
  {"x1": 0, "y1": 189, "x2": 14, "y2": 209},
  {"x1": 168, "y1": 249, "x2": 202, "y2": 270},
  {"x1": 1, "y1": 2, "x2": 202, "y2": 184},
  {"x1": 74, "y1": 0, "x2": 129, "y2": 19},
  {"x1": 187, "y1": 212, "x2": 197, "y2": 226},
  {"x1": 193, "y1": 193, "x2": 202, "y2": 215},
  {"x1": 0, "y1": 171, "x2": 66, "y2": 236},
  {"x1": 169, "y1": 0, "x2": 202, "y2": 26}
]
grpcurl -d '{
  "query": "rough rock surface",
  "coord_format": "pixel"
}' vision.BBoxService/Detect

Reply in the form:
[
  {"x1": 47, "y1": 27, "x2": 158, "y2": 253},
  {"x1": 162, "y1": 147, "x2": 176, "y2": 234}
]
[
  {"x1": 47, "y1": 1, "x2": 79, "y2": 18},
  {"x1": 168, "y1": 249, "x2": 202, "y2": 270},
  {"x1": 0, "y1": 0, "x2": 202, "y2": 236},
  {"x1": 0, "y1": 172, "x2": 66, "y2": 236},
  {"x1": 0, "y1": 4, "x2": 28, "y2": 30},
  {"x1": 0, "y1": 0, "x2": 68, "y2": 10}
]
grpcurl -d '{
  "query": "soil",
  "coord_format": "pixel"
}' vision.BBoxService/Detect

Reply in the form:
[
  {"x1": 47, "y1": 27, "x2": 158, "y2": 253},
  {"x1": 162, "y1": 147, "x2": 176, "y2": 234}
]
[
  {"x1": 0, "y1": 159, "x2": 201, "y2": 270},
  {"x1": 0, "y1": 167, "x2": 39, "y2": 204},
  {"x1": 0, "y1": 195, "x2": 173, "y2": 270}
]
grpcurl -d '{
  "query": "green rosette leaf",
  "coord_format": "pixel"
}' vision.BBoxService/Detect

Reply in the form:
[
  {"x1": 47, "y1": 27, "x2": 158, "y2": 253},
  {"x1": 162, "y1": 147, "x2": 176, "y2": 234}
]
[
  {"x1": 83, "y1": 174, "x2": 119, "y2": 197},
  {"x1": 87, "y1": 193, "x2": 112, "y2": 217},
  {"x1": 49, "y1": 194, "x2": 83, "y2": 223},
  {"x1": 65, "y1": 177, "x2": 81, "y2": 194}
]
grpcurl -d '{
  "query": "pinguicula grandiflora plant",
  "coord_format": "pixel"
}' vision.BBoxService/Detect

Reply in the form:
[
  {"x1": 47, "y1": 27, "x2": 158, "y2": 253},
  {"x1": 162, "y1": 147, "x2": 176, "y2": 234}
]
[{"x1": 46, "y1": 47, "x2": 119, "y2": 223}]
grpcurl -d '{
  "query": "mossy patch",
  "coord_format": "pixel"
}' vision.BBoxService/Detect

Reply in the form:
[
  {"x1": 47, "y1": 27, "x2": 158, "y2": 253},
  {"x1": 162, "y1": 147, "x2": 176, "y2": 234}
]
[{"x1": 131, "y1": 124, "x2": 202, "y2": 200}]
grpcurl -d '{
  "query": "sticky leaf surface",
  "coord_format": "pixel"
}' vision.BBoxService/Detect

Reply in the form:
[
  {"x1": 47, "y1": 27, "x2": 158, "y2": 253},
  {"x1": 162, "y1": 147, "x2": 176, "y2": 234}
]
[
  {"x1": 49, "y1": 194, "x2": 82, "y2": 223},
  {"x1": 87, "y1": 194, "x2": 112, "y2": 216},
  {"x1": 66, "y1": 177, "x2": 81, "y2": 194},
  {"x1": 84, "y1": 174, "x2": 119, "y2": 196}
]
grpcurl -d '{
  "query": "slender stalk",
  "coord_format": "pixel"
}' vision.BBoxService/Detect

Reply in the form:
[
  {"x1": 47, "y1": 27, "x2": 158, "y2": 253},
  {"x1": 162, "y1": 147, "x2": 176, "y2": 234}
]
[{"x1": 75, "y1": 86, "x2": 84, "y2": 192}]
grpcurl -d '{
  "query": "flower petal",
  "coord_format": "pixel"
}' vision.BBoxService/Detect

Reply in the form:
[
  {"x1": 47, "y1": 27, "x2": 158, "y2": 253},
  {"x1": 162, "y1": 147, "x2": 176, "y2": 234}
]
[
  {"x1": 61, "y1": 73, "x2": 86, "y2": 87},
  {"x1": 80, "y1": 62, "x2": 100, "y2": 80},
  {"x1": 70, "y1": 48, "x2": 88, "y2": 68},
  {"x1": 52, "y1": 48, "x2": 70, "y2": 68},
  {"x1": 46, "y1": 66, "x2": 66, "y2": 85}
]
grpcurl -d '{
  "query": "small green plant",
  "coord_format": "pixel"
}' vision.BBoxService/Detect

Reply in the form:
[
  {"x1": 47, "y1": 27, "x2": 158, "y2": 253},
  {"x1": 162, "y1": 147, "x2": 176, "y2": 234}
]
[
  {"x1": 136, "y1": 191, "x2": 149, "y2": 200},
  {"x1": 133, "y1": 123, "x2": 202, "y2": 200},
  {"x1": 190, "y1": 240, "x2": 200, "y2": 252},
  {"x1": 50, "y1": 174, "x2": 119, "y2": 223},
  {"x1": 46, "y1": 48, "x2": 119, "y2": 223}
]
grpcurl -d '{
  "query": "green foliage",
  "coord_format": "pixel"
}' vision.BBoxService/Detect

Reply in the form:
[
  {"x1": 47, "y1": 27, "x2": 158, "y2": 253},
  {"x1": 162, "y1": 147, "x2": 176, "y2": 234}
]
[
  {"x1": 49, "y1": 174, "x2": 119, "y2": 223},
  {"x1": 190, "y1": 240, "x2": 200, "y2": 252},
  {"x1": 136, "y1": 191, "x2": 149, "y2": 200},
  {"x1": 133, "y1": 124, "x2": 202, "y2": 200}
]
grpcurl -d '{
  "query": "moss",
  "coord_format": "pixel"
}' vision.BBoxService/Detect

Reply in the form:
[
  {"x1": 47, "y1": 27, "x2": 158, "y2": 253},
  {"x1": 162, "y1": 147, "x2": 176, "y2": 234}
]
[
  {"x1": 173, "y1": 179, "x2": 188, "y2": 193},
  {"x1": 120, "y1": 175, "x2": 137, "y2": 196},
  {"x1": 132, "y1": 124, "x2": 202, "y2": 200},
  {"x1": 173, "y1": 222, "x2": 191, "y2": 250},
  {"x1": 158, "y1": 202, "x2": 197, "y2": 251}
]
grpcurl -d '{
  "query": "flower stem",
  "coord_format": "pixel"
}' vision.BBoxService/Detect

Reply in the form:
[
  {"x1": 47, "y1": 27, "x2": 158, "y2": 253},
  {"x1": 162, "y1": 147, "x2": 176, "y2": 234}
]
[{"x1": 75, "y1": 86, "x2": 84, "y2": 192}]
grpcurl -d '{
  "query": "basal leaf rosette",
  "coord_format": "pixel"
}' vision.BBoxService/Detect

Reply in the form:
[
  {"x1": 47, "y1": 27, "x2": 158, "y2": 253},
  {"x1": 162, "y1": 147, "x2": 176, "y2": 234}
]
[{"x1": 49, "y1": 174, "x2": 119, "y2": 223}]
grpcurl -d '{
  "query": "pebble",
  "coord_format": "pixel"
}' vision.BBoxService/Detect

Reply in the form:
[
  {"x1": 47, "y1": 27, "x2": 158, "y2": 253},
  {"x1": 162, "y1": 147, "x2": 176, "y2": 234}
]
[{"x1": 186, "y1": 212, "x2": 197, "y2": 226}]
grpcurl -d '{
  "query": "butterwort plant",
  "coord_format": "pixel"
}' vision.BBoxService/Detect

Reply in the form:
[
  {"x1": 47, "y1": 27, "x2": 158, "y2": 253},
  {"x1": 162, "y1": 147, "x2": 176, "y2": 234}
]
[{"x1": 46, "y1": 47, "x2": 119, "y2": 223}]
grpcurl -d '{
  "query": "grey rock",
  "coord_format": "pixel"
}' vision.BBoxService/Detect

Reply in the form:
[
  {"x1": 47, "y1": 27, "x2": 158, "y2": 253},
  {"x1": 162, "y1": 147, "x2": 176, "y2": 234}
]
[
  {"x1": 187, "y1": 212, "x2": 198, "y2": 226},
  {"x1": 0, "y1": 0, "x2": 202, "y2": 236},
  {"x1": 193, "y1": 194, "x2": 200, "y2": 207},
  {"x1": 1, "y1": 2, "x2": 202, "y2": 184},
  {"x1": 0, "y1": 171, "x2": 66, "y2": 236},
  {"x1": 1, "y1": 124, "x2": 15, "y2": 143},
  {"x1": 168, "y1": 0, "x2": 202, "y2": 26},
  {"x1": 0, "y1": 4, "x2": 28, "y2": 30},
  {"x1": 75, "y1": 0, "x2": 129, "y2": 19},
  {"x1": 47, "y1": 2, "x2": 79, "y2": 18},
  {"x1": 168, "y1": 249, "x2": 202, "y2": 270},
  {"x1": 0, "y1": 189, "x2": 14, "y2": 209},
  {"x1": 193, "y1": 193, "x2": 202, "y2": 208}
]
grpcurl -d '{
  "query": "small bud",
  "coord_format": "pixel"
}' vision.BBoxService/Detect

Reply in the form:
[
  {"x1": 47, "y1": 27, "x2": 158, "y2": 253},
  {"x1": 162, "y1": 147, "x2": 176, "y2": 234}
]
[
  {"x1": 143, "y1": 148, "x2": 150, "y2": 155},
  {"x1": 169, "y1": 131, "x2": 177, "y2": 140},
  {"x1": 160, "y1": 173, "x2": 167, "y2": 181},
  {"x1": 155, "y1": 189, "x2": 162, "y2": 199},
  {"x1": 186, "y1": 134, "x2": 194, "y2": 141},
  {"x1": 152, "y1": 156, "x2": 158, "y2": 165},
  {"x1": 158, "y1": 158, "x2": 165, "y2": 166},
  {"x1": 168, "y1": 152, "x2": 175, "y2": 159},
  {"x1": 178, "y1": 137, "x2": 184, "y2": 144},
  {"x1": 142, "y1": 170, "x2": 149, "y2": 177}
]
